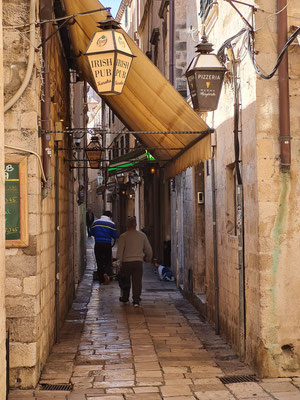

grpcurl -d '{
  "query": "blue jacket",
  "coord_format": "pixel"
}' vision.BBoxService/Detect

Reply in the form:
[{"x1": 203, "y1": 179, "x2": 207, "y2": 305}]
[{"x1": 90, "y1": 215, "x2": 118, "y2": 244}]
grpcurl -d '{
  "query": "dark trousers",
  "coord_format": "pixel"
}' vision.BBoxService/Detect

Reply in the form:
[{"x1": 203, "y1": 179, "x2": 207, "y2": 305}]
[
  {"x1": 119, "y1": 261, "x2": 143, "y2": 303},
  {"x1": 94, "y1": 243, "x2": 112, "y2": 283}
]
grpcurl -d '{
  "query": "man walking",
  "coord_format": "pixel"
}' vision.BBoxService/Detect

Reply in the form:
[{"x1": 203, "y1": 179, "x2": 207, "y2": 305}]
[
  {"x1": 90, "y1": 210, "x2": 118, "y2": 285},
  {"x1": 117, "y1": 216, "x2": 152, "y2": 307}
]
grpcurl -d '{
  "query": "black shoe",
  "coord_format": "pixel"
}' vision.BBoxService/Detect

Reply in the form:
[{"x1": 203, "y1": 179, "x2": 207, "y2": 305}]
[
  {"x1": 133, "y1": 302, "x2": 140, "y2": 308},
  {"x1": 119, "y1": 297, "x2": 129, "y2": 304}
]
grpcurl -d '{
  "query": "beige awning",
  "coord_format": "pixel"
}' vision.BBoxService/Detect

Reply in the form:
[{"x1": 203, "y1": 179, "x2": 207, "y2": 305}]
[{"x1": 62, "y1": 0, "x2": 211, "y2": 177}]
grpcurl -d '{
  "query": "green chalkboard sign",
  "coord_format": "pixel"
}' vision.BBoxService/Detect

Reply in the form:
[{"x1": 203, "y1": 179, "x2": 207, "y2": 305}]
[
  {"x1": 5, "y1": 156, "x2": 28, "y2": 247},
  {"x1": 5, "y1": 163, "x2": 21, "y2": 240}
]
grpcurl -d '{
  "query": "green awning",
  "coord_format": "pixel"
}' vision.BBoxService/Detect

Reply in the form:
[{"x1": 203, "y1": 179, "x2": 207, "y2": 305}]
[{"x1": 108, "y1": 149, "x2": 155, "y2": 175}]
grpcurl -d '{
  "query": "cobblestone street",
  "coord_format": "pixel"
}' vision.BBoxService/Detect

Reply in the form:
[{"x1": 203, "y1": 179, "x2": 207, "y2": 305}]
[{"x1": 8, "y1": 239, "x2": 300, "y2": 400}]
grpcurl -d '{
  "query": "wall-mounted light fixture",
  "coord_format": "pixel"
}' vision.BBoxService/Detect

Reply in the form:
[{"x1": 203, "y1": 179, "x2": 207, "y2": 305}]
[
  {"x1": 185, "y1": 31, "x2": 227, "y2": 112},
  {"x1": 85, "y1": 136, "x2": 103, "y2": 169},
  {"x1": 85, "y1": 13, "x2": 135, "y2": 95},
  {"x1": 129, "y1": 171, "x2": 141, "y2": 185}
]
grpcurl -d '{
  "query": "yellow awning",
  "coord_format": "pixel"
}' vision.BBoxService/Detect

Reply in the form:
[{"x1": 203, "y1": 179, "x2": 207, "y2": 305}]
[{"x1": 62, "y1": 0, "x2": 211, "y2": 177}]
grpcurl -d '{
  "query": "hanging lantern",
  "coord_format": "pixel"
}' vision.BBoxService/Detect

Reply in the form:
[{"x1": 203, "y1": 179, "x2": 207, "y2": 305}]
[
  {"x1": 186, "y1": 32, "x2": 227, "y2": 112},
  {"x1": 85, "y1": 136, "x2": 103, "y2": 169},
  {"x1": 85, "y1": 14, "x2": 135, "y2": 95}
]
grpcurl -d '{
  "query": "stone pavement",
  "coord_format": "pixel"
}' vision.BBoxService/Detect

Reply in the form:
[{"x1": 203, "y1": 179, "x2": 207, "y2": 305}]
[{"x1": 9, "y1": 238, "x2": 300, "y2": 400}]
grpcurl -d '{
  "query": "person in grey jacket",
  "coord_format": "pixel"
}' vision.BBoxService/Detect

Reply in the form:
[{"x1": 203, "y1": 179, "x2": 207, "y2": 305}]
[{"x1": 117, "y1": 216, "x2": 152, "y2": 307}]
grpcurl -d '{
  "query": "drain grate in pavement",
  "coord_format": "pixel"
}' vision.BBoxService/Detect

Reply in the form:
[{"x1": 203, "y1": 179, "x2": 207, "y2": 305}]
[
  {"x1": 40, "y1": 383, "x2": 72, "y2": 391},
  {"x1": 219, "y1": 375, "x2": 257, "y2": 384},
  {"x1": 146, "y1": 288, "x2": 177, "y2": 292}
]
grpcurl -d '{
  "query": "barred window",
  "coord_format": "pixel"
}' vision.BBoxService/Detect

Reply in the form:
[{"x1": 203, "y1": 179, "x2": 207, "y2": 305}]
[
  {"x1": 200, "y1": 0, "x2": 213, "y2": 19},
  {"x1": 125, "y1": 133, "x2": 130, "y2": 153},
  {"x1": 120, "y1": 136, "x2": 124, "y2": 156}
]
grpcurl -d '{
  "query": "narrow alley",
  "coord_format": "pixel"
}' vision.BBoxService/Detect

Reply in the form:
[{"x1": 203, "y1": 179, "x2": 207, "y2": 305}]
[{"x1": 8, "y1": 239, "x2": 300, "y2": 400}]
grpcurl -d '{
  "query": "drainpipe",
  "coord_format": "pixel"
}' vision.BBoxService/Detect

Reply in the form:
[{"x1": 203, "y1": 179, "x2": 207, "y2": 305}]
[
  {"x1": 40, "y1": 0, "x2": 52, "y2": 195},
  {"x1": 55, "y1": 144, "x2": 60, "y2": 342},
  {"x1": 277, "y1": 0, "x2": 291, "y2": 169},
  {"x1": 169, "y1": 0, "x2": 175, "y2": 85},
  {"x1": 232, "y1": 54, "x2": 246, "y2": 359},
  {"x1": 211, "y1": 147, "x2": 219, "y2": 334}
]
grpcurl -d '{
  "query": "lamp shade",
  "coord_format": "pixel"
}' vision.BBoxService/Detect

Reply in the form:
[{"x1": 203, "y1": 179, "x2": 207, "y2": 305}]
[
  {"x1": 186, "y1": 36, "x2": 227, "y2": 112},
  {"x1": 85, "y1": 25, "x2": 134, "y2": 95},
  {"x1": 85, "y1": 136, "x2": 103, "y2": 169}
]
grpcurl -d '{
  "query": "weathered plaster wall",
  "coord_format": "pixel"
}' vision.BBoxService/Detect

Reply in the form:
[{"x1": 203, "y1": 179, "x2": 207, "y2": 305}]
[
  {"x1": 0, "y1": 1, "x2": 7, "y2": 397},
  {"x1": 254, "y1": 0, "x2": 300, "y2": 377}
]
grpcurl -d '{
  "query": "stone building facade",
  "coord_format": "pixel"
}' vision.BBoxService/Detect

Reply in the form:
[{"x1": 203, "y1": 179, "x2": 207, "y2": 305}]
[
  {"x1": 116, "y1": 0, "x2": 300, "y2": 377},
  {"x1": 2, "y1": 0, "x2": 87, "y2": 390},
  {"x1": 0, "y1": 1, "x2": 7, "y2": 398},
  {"x1": 200, "y1": 0, "x2": 300, "y2": 377}
]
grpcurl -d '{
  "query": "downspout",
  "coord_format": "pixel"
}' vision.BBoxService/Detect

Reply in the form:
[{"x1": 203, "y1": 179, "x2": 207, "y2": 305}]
[
  {"x1": 211, "y1": 146, "x2": 219, "y2": 334},
  {"x1": 55, "y1": 144, "x2": 60, "y2": 342},
  {"x1": 40, "y1": 0, "x2": 52, "y2": 194},
  {"x1": 4, "y1": 0, "x2": 36, "y2": 112},
  {"x1": 232, "y1": 53, "x2": 246, "y2": 359},
  {"x1": 169, "y1": 0, "x2": 175, "y2": 85},
  {"x1": 277, "y1": 0, "x2": 291, "y2": 170}
]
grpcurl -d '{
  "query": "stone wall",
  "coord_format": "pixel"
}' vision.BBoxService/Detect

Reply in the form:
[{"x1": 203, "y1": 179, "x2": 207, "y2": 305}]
[
  {"x1": 0, "y1": 0, "x2": 7, "y2": 397},
  {"x1": 174, "y1": 0, "x2": 187, "y2": 96},
  {"x1": 4, "y1": 0, "x2": 42, "y2": 386},
  {"x1": 202, "y1": 0, "x2": 300, "y2": 376},
  {"x1": 254, "y1": 0, "x2": 300, "y2": 376},
  {"x1": 3, "y1": 0, "x2": 76, "y2": 388},
  {"x1": 203, "y1": 0, "x2": 259, "y2": 356}
]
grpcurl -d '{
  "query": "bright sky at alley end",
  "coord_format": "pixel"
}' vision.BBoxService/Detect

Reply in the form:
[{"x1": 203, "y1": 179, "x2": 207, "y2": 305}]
[{"x1": 99, "y1": 0, "x2": 121, "y2": 18}]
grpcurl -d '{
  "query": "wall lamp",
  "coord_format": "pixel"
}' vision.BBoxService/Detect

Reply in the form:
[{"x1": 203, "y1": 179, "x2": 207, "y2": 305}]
[
  {"x1": 85, "y1": 136, "x2": 103, "y2": 169},
  {"x1": 186, "y1": 31, "x2": 227, "y2": 112},
  {"x1": 85, "y1": 13, "x2": 135, "y2": 95}
]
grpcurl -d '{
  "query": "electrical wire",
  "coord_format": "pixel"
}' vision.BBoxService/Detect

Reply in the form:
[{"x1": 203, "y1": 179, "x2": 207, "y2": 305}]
[
  {"x1": 254, "y1": 3, "x2": 289, "y2": 32},
  {"x1": 218, "y1": 25, "x2": 300, "y2": 80},
  {"x1": 247, "y1": 26, "x2": 300, "y2": 79},
  {"x1": 5, "y1": 145, "x2": 47, "y2": 183}
]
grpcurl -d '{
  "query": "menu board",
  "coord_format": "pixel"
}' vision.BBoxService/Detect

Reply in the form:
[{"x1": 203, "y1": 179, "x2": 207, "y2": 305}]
[{"x1": 5, "y1": 156, "x2": 28, "y2": 247}]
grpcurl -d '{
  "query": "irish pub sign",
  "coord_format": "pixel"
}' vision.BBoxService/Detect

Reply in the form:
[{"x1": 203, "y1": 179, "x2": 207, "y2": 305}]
[{"x1": 85, "y1": 30, "x2": 134, "y2": 95}]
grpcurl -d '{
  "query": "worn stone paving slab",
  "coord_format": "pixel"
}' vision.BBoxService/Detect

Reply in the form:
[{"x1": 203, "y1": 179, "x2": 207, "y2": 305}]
[{"x1": 9, "y1": 239, "x2": 300, "y2": 400}]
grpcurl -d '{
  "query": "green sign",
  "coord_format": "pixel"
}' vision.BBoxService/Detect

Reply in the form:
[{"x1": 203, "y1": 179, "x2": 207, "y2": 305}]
[{"x1": 5, "y1": 163, "x2": 21, "y2": 240}]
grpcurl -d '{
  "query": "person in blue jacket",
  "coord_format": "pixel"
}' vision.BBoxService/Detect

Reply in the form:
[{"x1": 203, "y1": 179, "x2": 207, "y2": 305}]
[{"x1": 90, "y1": 210, "x2": 118, "y2": 285}]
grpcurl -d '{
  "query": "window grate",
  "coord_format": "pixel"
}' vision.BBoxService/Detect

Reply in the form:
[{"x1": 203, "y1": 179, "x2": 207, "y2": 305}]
[
  {"x1": 219, "y1": 375, "x2": 257, "y2": 384},
  {"x1": 40, "y1": 383, "x2": 72, "y2": 391},
  {"x1": 146, "y1": 288, "x2": 177, "y2": 292}
]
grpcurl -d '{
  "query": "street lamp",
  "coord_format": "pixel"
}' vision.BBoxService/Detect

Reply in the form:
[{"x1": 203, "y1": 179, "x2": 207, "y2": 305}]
[
  {"x1": 85, "y1": 136, "x2": 103, "y2": 169},
  {"x1": 186, "y1": 32, "x2": 227, "y2": 112},
  {"x1": 85, "y1": 14, "x2": 134, "y2": 95}
]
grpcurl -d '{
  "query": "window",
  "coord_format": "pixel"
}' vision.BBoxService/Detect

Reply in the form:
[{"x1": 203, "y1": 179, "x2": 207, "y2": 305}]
[
  {"x1": 120, "y1": 136, "x2": 124, "y2": 156},
  {"x1": 125, "y1": 133, "x2": 130, "y2": 153},
  {"x1": 200, "y1": 0, "x2": 213, "y2": 20},
  {"x1": 113, "y1": 142, "x2": 118, "y2": 159}
]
